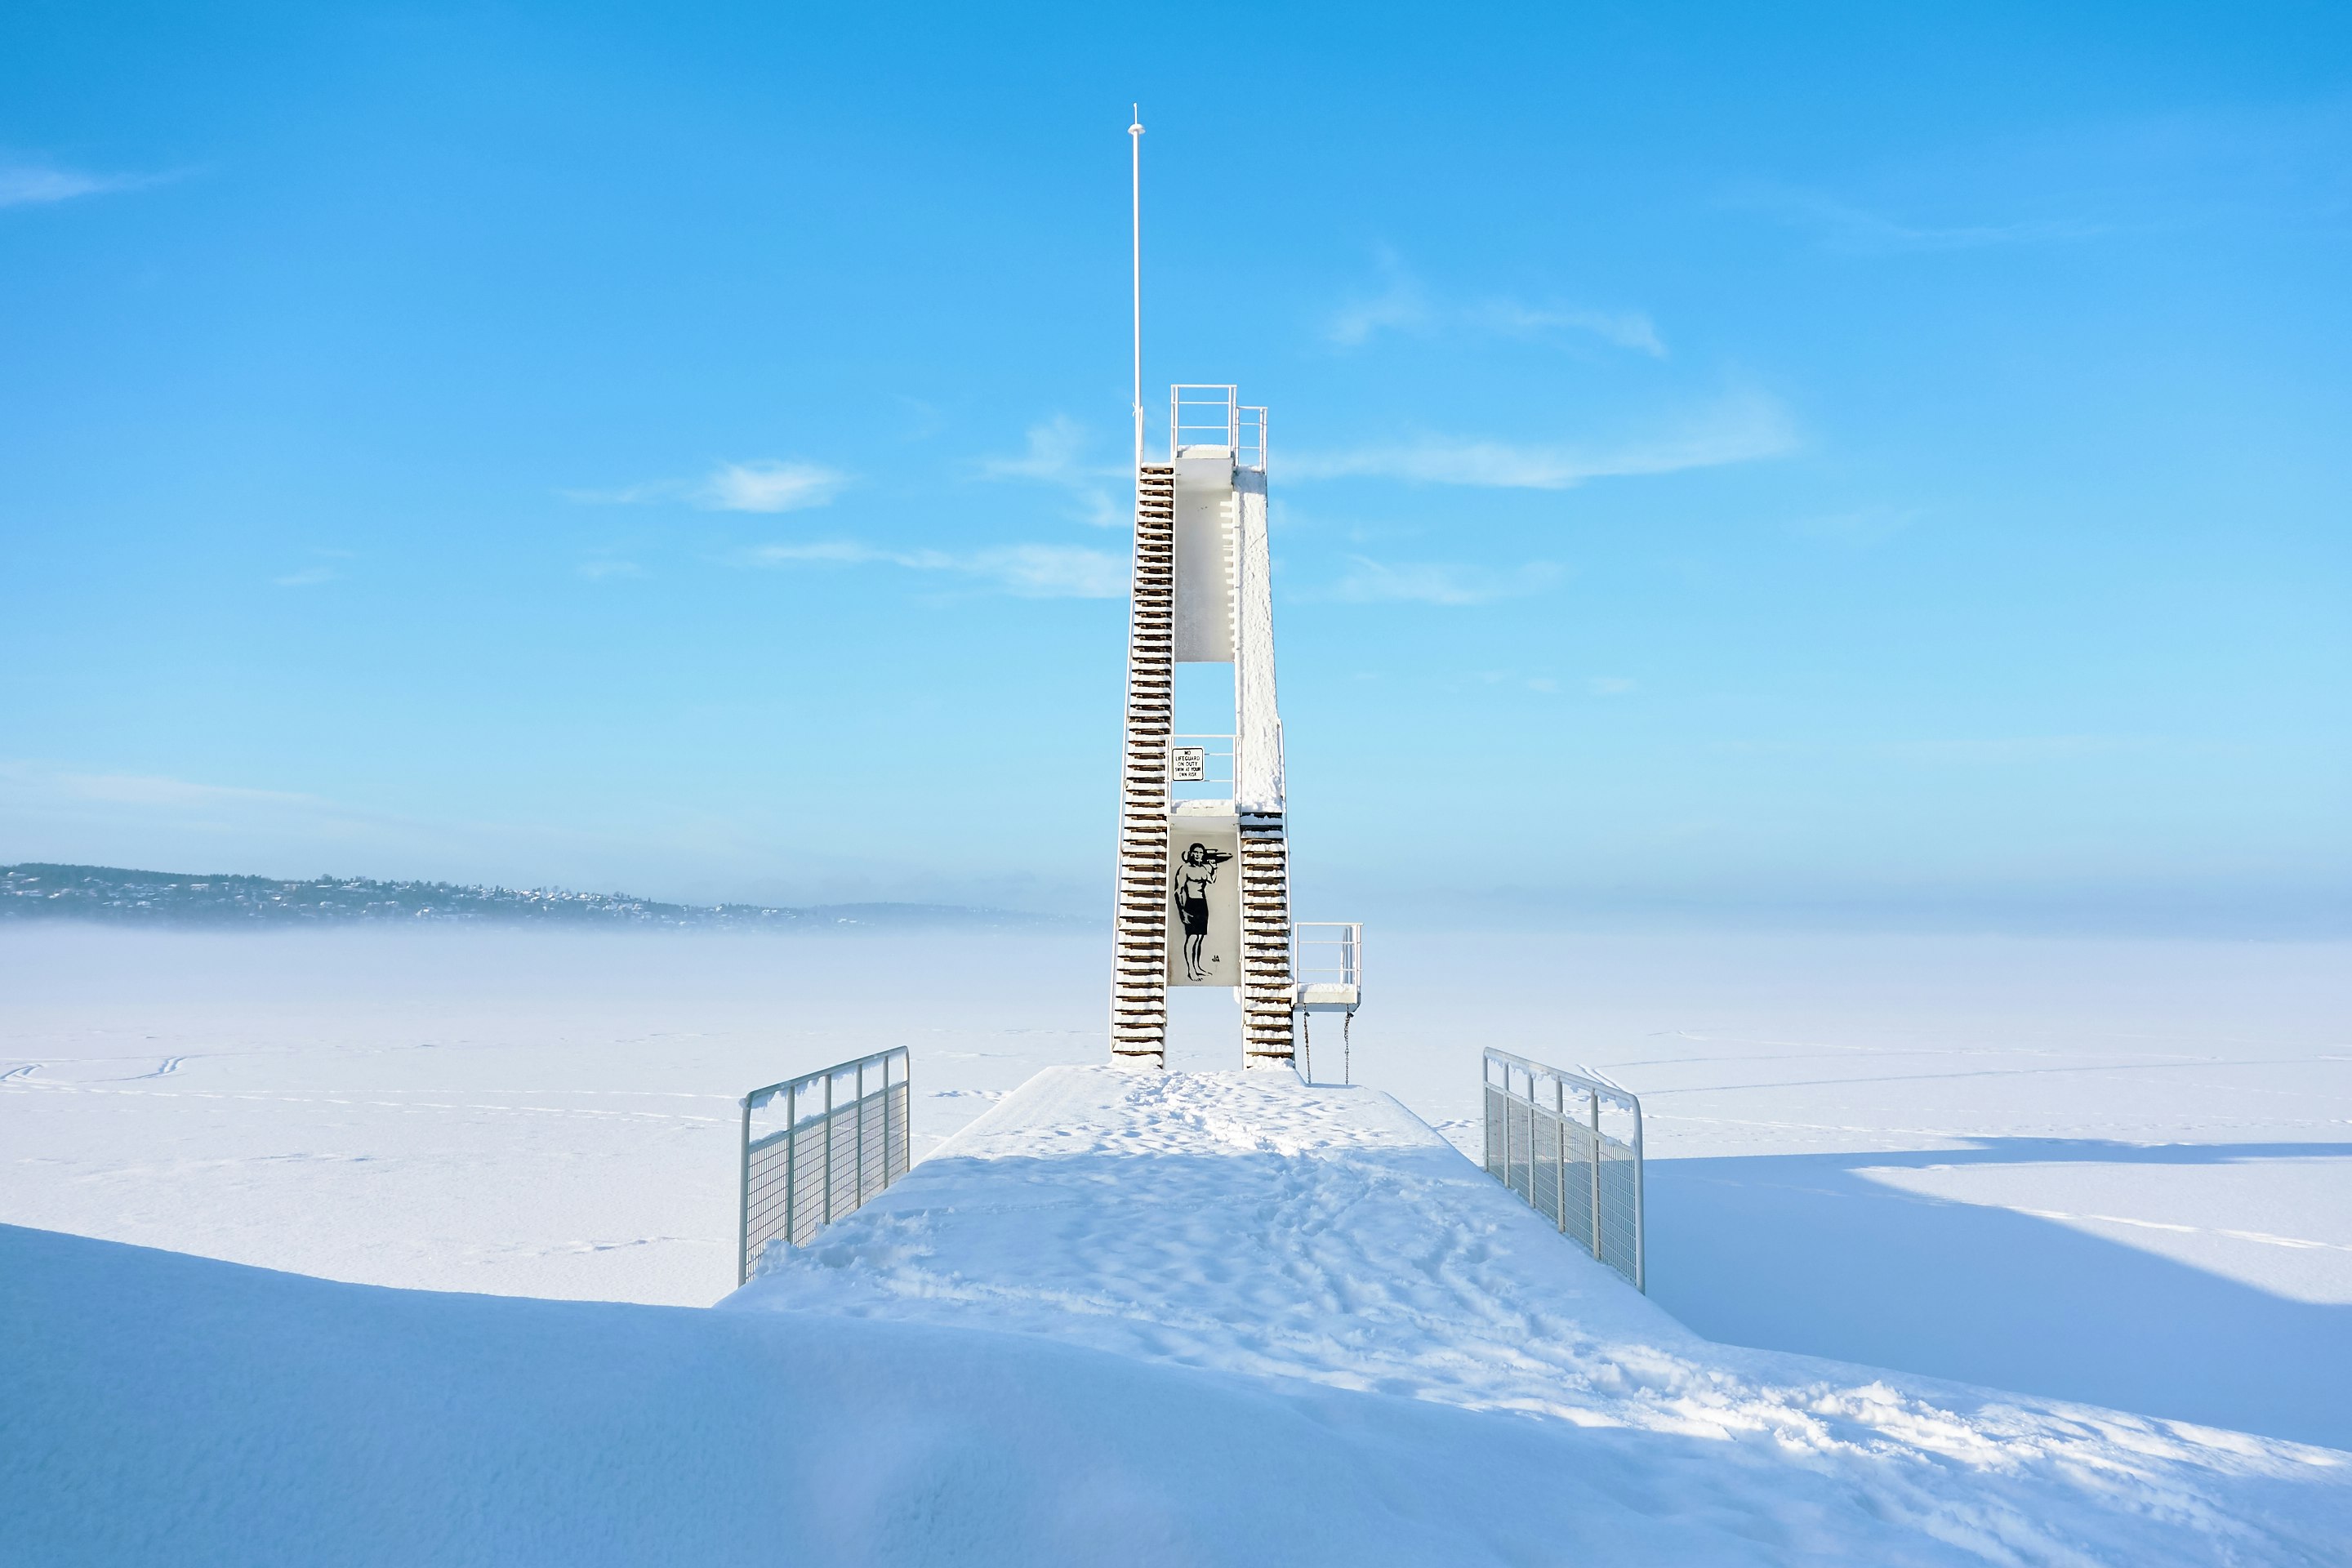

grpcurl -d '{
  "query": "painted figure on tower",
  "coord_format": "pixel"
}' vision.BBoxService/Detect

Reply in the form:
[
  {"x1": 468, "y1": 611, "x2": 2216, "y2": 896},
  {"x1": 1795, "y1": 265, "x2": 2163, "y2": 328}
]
[{"x1": 1172, "y1": 841, "x2": 1234, "y2": 982}]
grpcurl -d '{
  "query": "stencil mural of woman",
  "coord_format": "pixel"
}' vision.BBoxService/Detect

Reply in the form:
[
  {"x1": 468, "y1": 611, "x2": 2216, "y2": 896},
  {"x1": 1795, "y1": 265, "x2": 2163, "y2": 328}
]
[{"x1": 1171, "y1": 841, "x2": 1235, "y2": 982}]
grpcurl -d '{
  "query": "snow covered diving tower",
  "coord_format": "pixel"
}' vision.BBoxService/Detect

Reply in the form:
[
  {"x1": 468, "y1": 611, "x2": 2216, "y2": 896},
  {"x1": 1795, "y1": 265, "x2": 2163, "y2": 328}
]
[{"x1": 1111, "y1": 386, "x2": 1355, "y2": 1071}]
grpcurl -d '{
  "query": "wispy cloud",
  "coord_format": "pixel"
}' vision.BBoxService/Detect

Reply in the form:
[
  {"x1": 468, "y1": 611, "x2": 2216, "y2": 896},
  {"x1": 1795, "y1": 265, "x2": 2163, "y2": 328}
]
[
  {"x1": 0, "y1": 158, "x2": 158, "y2": 210},
  {"x1": 1286, "y1": 391, "x2": 1796, "y2": 488},
  {"x1": 976, "y1": 416, "x2": 1089, "y2": 483},
  {"x1": 1588, "y1": 676, "x2": 1638, "y2": 697},
  {"x1": 1326, "y1": 252, "x2": 1664, "y2": 357},
  {"x1": 576, "y1": 559, "x2": 642, "y2": 580},
  {"x1": 12, "y1": 766, "x2": 325, "y2": 810},
  {"x1": 1476, "y1": 670, "x2": 1563, "y2": 695},
  {"x1": 975, "y1": 416, "x2": 1122, "y2": 527},
  {"x1": 1792, "y1": 506, "x2": 1918, "y2": 545},
  {"x1": 1316, "y1": 557, "x2": 1561, "y2": 607},
  {"x1": 1882, "y1": 736, "x2": 2150, "y2": 765},
  {"x1": 562, "y1": 480, "x2": 669, "y2": 506},
  {"x1": 270, "y1": 547, "x2": 353, "y2": 588},
  {"x1": 1468, "y1": 301, "x2": 1667, "y2": 357},
  {"x1": 745, "y1": 540, "x2": 1125, "y2": 599},
  {"x1": 1737, "y1": 185, "x2": 2105, "y2": 255},
  {"x1": 1327, "y1": 252, "x2": 1432, "y2": 345},
  {"x1": 698, "y1": 461, "x2": 846, "y2": 513},
  {"x1": 564, "y1": 459, "x2": 849, "y2": 514}
]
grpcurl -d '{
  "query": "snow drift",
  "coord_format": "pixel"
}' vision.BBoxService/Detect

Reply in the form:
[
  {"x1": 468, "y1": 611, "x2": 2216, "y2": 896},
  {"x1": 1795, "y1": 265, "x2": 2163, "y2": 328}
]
[{"x1": 9, "y1": 1065, "x2": 2347, "y2": 1566}]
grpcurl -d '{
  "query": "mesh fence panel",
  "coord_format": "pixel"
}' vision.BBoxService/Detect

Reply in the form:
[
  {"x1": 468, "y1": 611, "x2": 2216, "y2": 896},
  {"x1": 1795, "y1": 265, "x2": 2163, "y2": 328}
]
[
  {"x1": 1562, "y1": 1116, "x2": 1599, "y2": 1256},
  {"x1": 742, "y1": 1129, "x2": 795, "y2": 1263},
  {"x1": 1481, "y1": 1050, "x2": 1644, "y2": 1291},
  {"x1": 737, "y1": 1049, "x2": 911, "y2": 1283},
  {"x1": 1597, "y1": 1137, "x2": 1640, "y2": 1275},
  {"x1": 788, "y1": 1120, "x2": 830, "y2": 1245},
  {"x1": 1530, "y1": 1115, "x2": 1561, "y2": 1227},
  {"x1": 886, "y1": 1084, "x2": 911, "y2": 1182}
]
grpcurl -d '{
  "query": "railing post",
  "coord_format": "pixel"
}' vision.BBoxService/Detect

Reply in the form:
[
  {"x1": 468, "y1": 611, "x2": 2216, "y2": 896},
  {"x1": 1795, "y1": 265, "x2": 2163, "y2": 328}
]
[
  {"x1": 822, "y1": 1069, "x2": 835, "y2": 1226},
  {"x1": 737, "y1": 1093, "x2": 753, "y2": 1285},
  {"x1": 896, "y1": 1048, "x2": 909, "y2": 1183},
  {"x1": 1552, "y1": 1077, "x2": 1566, "y2": 1232},
  {"x1": 1498, "y1": 1066, "x2": 1510, "y2": 1186},
  {"x1": 1588, "y1": 1089, "x2": 1604, "y2": 1262},
  {"x1": 1505, "y1": 1068, "x2": 1519, "y2": 1196},
  {"x1": 1485, "y1": 1056, "x2": 1498, "y2": 1178},
  {"x1": 1631, "y1": 1094, "x2": 1646, "y2": 1293},
  {"x1": 785, "y1": 1081, "x2": 798, "y2": 1245},
  {"x1": 1495, "y1": 1071, "x2": 1514, "y2": 1194}
]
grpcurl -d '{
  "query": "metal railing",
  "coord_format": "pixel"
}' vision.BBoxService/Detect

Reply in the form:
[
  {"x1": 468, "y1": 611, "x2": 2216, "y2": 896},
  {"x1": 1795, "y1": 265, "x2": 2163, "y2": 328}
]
[
  {"x1": 1292, "y1": 922, "x2": 1362, "y2": 994},
  {"x1": 737, "y1": 1047, "x2": 911, "y2": 1284},
  {"x1": 1294, "y1": 922, "x2": 1362, "y2": 1085},
  {"x1": 1482, "y1": 1049, "x2": 1644, "y2": 1291},
  {"x1": 1169, "y1": 385, "x2": 1267, "y2": 470},
  {"x1": 1169, "y1": 733, "x2": 1235, "y2": 798}
]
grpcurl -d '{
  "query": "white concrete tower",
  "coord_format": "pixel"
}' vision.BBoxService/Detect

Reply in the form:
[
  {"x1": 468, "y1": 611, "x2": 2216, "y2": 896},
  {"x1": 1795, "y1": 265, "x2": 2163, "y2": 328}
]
[{"x1": 1111, "y1": 387, "x2": 1295, "y2": 1069}]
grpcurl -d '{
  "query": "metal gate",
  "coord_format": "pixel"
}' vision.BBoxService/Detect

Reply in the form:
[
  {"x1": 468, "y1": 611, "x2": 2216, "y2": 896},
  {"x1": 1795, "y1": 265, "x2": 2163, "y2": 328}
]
[
  {"x1": 1482, "y1": 1049, "x2": 1645, "y2": 1291},
  {"x1": 737, "y1": 1047, "x2": 911, "y2": 1284}
]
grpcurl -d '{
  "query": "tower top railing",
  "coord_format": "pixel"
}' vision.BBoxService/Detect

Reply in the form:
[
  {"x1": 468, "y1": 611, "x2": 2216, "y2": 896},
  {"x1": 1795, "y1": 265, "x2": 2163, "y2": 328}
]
[{"x1": 1170, "y1": 385, "x2": 1267, "y2": 471}]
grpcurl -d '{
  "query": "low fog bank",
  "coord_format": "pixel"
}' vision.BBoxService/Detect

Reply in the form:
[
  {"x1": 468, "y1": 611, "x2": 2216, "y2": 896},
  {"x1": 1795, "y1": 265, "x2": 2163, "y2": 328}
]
[{"x1": 1298, "y1": 876, "x2": 2352, "y2": 942}]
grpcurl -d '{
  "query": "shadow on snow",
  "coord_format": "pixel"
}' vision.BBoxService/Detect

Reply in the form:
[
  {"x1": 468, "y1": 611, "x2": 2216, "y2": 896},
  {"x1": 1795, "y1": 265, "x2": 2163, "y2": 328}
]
[{"x1": 1647, "y1": 1138, "x2": 2352, "y2": 1450}]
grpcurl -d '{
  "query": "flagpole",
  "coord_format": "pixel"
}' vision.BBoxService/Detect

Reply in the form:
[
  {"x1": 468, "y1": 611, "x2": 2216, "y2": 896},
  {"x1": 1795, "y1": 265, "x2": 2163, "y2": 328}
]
[{"x1": 1129, "y1": 105, "x2": 1145, "y2": 470}]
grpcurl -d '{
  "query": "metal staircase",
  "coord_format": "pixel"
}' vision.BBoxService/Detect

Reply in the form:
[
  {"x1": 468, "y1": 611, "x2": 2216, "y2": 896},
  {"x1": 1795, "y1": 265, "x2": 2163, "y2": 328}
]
[
  {"x1": 1238, "y1": 811, "x2": 1295, "y2": 1061},
  {"x1": 1111, "y1": 463, "x2": 1178, "y2": 1064}
]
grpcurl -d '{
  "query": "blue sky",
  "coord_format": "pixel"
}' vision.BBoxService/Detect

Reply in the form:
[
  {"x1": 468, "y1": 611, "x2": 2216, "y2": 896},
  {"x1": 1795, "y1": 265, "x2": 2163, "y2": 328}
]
[{"x1": 2, "y1": 2, "x2": 2346, "y2": 931}]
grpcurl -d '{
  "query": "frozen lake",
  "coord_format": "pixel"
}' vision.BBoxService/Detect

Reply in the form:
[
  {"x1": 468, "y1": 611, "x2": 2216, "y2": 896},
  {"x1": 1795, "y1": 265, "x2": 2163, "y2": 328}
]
[{"x1": 3, "y1": 921, "x2": 2347, "y2": 1449}]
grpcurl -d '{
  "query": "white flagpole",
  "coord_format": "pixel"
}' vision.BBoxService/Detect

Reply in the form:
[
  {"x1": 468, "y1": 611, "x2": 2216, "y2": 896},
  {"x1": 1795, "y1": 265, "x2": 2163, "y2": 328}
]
[{"x1": 1129, "y1": 105, "x2": 1144, "y2": 470}]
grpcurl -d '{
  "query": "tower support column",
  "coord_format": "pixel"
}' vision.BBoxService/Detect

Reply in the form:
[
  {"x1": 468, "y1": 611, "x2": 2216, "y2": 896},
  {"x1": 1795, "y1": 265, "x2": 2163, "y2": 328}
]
[{"x1": 1110, "y1": 464, "x2": 1178, "y2": 1066}]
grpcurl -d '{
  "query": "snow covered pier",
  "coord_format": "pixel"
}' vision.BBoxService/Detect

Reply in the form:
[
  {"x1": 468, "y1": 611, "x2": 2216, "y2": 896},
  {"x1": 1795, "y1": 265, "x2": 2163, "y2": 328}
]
[
  {"x1": 733, "y1": 1065, "x2": 1667, "y2": 1401},
  {"x1": 724, "y1": 1066, "x2": 2352, "y2": 1564}
]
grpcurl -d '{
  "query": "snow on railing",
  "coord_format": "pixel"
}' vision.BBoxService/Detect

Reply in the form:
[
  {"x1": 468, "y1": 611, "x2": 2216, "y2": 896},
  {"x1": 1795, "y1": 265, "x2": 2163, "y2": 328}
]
[
  {"x1": 737, "y1": 1047, "x2": 911, "y2": 1284},
  {"x1": 1482, "y1": 1049, "x2": 1645, "y2": 1292}
]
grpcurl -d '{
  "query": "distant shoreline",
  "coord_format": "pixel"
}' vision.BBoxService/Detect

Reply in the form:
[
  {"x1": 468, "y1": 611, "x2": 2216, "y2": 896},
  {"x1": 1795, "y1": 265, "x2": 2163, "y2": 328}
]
[{"x1": 1, "y1": 863, "x2": 1085, "y2": 933}]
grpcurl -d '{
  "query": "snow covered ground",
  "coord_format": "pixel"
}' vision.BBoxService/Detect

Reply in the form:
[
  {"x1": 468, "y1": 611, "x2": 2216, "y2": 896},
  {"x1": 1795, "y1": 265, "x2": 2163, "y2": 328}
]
[
  {"x1": 1355, "y1": 931, "x2": 2352, "y2": 1451},
  {"x1": 0, "y1": 924, "x2": 1104, "y2": 1304},
  {"x1": 3, "y1": 919, "x2": 2348, "y2": 1466},
  {"x1": 7, "y1": 1063, "x2": 2349, "y2": 1566}
]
